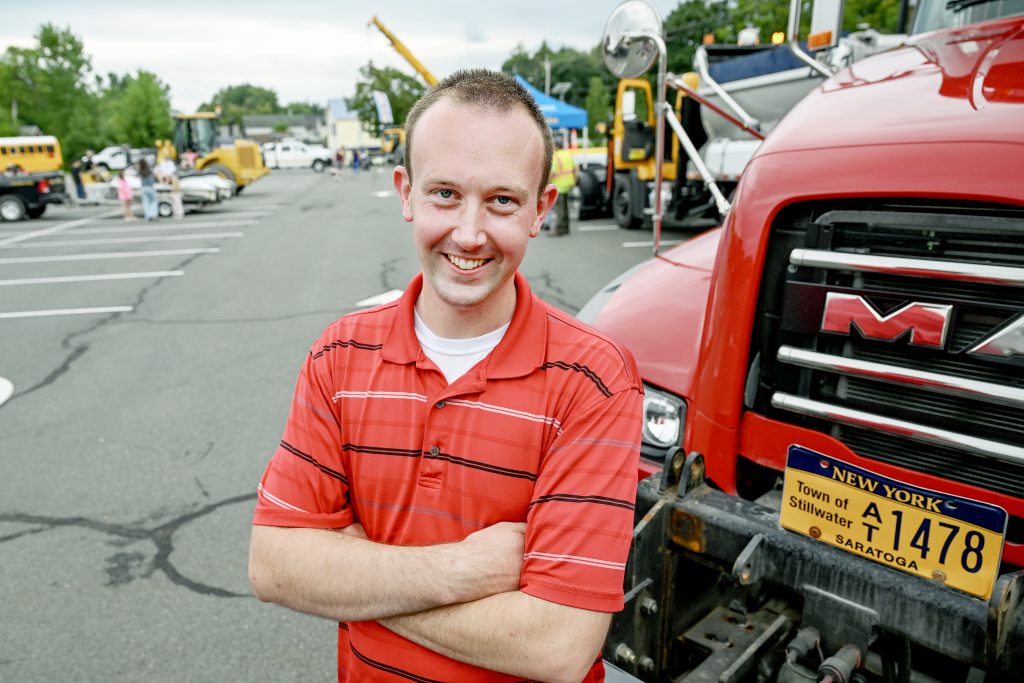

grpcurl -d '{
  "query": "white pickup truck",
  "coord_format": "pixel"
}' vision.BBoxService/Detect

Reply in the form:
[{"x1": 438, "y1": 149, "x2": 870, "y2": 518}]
[{"x1": 262, "y1": 140, "x2": 333, "y2": 172}]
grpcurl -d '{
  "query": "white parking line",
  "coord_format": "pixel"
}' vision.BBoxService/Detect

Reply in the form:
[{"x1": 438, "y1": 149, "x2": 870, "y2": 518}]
[
  {"x1": 356, "y1": 289, "x2": 405, "y2": 307},
  {"x1": 578, "y1": 224, "x2": 620, "y2": 232},
  {"x1": 0, "y1": 271, "x2": 184, "y2": 286},
  {"x1": 622, "y1": 240, "x2": 683, "y2": 248},
  {"x1": 10, "y1": 232, "x2": 243, "y2": 249},
  {"x1": 0, "y1": 209, "x2": 121, "y2": 248},
  {"x1": 0, "y1": 305, "x2": 134, "y2": 320},
  {"x1": 0, "y1": 376, "x2": 12, "y2": 406},
  {"x1": 63, "y1": 220, "x2": 257, "y2": 235},
  {"x1": 0, "y1": 247, "x2": 219, "y2": 264}
]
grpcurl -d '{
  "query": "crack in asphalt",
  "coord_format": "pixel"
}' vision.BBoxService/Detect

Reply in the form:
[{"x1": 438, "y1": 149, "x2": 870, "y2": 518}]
[
  {"x1": 527, "y1": 271, "x2": 581, "y2": 315},
  {"x1": 7, "y1": 252, "x2": 209, "y2": 406},
  {"x1": 0, "y1": 492, "x2": 256, "y2": 598},
  {"x1": 379, "y1": 257, "x2": 401, "y2": 292}
]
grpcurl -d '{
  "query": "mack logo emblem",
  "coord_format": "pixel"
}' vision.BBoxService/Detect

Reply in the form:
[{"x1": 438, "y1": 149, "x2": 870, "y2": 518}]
[
  {"x1": 820, "y1": 293, "x2": 1023, "y2": 358},
  {"x1": 821, "y1": 293, "x2": 952, "y2": 349}
]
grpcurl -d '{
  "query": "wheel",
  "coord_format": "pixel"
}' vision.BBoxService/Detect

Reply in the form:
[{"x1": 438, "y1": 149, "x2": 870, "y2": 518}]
[
  {"x1": 26, "y1": 205, "x2": 46, "y2": 219},
  {"x1": 612, "y1": 178, "x2": 643, "y2": 230},
  {"x1": 0, "y1": 194, "x2": 27, "y2": 222},
  {"x1": 158, "y1": 201, "x2": 173, "y2": 218},
  {"x1": 312, "y1": 159, "x2": 327, "y2": 173}
]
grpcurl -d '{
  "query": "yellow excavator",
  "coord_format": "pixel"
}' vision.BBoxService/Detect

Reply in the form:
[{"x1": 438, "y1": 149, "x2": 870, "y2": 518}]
[
  {"x1": 368, "y1": 16, "x2": 439, "y2": 158},
  {"x1": 157, "y1": 111, "x2": 269, "y2": 194}
]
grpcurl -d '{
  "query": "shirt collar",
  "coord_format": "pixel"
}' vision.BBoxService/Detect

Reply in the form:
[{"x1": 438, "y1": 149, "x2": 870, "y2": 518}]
[{"x1": 381, "y1": 271, "x2": 547, "y2": 379}]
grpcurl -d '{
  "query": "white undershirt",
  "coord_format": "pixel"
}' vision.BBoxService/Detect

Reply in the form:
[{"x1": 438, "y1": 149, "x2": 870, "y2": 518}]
[{"x1": 413, "y1": 309, "x2": 510, "y2": 384}]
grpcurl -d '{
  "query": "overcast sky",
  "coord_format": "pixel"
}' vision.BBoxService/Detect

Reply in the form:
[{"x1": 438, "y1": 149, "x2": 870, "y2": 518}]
[{"x1": 5, "y1": 0, "x2": 681, "y2": 112}]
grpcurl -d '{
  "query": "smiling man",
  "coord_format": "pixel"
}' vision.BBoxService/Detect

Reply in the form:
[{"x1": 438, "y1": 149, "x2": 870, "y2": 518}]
[{"x1": 249, "y1": 69, "x2": 643, "y2": 683}]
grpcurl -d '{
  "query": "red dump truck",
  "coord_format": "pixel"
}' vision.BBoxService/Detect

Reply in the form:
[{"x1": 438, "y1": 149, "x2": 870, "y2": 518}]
[{"x1": 587, "y1": 0, "x2": 1024, "y2": 680}]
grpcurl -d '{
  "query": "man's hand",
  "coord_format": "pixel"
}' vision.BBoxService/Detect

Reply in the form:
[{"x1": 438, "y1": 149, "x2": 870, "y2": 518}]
[{"x1": 458, "y1": 522, "x2": 526, "y2": 596}]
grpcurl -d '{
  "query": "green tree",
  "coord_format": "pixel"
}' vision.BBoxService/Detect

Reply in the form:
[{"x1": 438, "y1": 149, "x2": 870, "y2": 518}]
[
  {"x1": 583, "y1": 76, "x2": 612, "y2": 143},
  {"x1": 284, "y1": 101, "x2": 325, "y2": 116},
  {"x1": 201, "y1": 83, "x2": 282, "y2": 127},
  {"x1": 103, "y1": 70, "x2": 173, "y2": 147},
  {"x1": 663, "y1": 0, "x2": 735, "y2": 74},
  {"x1": 346, "y1": 62, "x2": 426, "y2": 135},
  {"x1": 0, "y1": 24, "x2": 100, "y2": 163}
]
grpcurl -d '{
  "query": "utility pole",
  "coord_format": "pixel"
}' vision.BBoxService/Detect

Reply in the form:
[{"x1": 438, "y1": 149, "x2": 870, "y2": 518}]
[{"x1": 544, "y1": 58, "x2": 551, "y2": 95}]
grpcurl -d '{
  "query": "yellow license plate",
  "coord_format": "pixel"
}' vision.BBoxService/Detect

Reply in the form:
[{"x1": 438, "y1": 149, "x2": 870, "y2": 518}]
[{"x1": 781, "y1": 445, "x2": 1007, "y2": 600}]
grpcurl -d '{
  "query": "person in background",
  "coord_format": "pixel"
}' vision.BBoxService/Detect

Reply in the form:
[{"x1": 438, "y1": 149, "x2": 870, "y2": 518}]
[
  {"x1": 116, "y1": 170, "x2": 135, "y2": 222},
  {"x1": 157, "y1": 157, "x2": 184, "y2": 220},
  {"x1": 182, "y1": 148, "x2": 198, "y2": 170},
  {"x1": 70, "y1": 158, "x2": 86, "y2": 201},
  {"x1": 351, "y1": 148, "x2": 360, "y2": 173},
  {"x1": 138, "y1": 158, "x2": 158, "y2": 222},
  {"x1": 547, "y1": 143, "x2": 579, "y2": 236}
]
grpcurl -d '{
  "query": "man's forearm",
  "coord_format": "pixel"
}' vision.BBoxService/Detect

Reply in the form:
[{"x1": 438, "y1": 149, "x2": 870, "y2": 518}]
[
  {"x1": 381, "y1": 591, "x2": 611, "y2": 683},
  {"x1": 248, "y1": 523, "x2": 522, "y2": 622}
]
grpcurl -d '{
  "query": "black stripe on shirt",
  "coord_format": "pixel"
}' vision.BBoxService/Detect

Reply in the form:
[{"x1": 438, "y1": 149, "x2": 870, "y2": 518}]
[
  {"x1": 280, "y1": 440, "x2": 348, "y2": 485},
  {"x1": 425, "y1": 450, "x2": 538, "y2": 482},
  {"x1": 540, "y1": 361, "x2": 612, "y2": 397},
  {"x1": 349, "y1": 643, "x2": 447, "y2": 683},
  {"x1": 311, "y1": 339, "x2": 383, "y2": 360},
  {"x1": 530, "y1": 493, "x2": 635, "y2": 511},
  {"x1": 342, "y1": 443, "x2": 421, "y2": 458}
]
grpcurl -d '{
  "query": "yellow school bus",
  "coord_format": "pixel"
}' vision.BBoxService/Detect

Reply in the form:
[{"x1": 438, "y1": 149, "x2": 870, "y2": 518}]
[{"x1": 0, "y1": 136, "x2": 64, "y2": 173}]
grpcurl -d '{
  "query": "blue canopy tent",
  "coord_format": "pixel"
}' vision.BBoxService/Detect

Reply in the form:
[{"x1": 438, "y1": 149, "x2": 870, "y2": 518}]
[{"x1": 514, "y1": 75, "x2": 588, "y2": 131}]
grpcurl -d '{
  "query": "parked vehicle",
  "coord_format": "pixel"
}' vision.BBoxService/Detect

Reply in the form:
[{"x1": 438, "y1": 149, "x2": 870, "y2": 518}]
[
  {"x1": 91, "y1": 145, "x2": 154, "y2": 172},
  {"x1": 0, "y1": 136, "x2": 63, "y2": 174},
  {"x1": 607, "y1": 4, "x2": 903, "y2": 230},
  {"x1": 262, "y1": 140, "x2": 333, "y2": 172},
  {"x1": 0, "y1": 168, "x2": 68, "y2": 221},
  {"x1": 583, "y1": 0, "x2": 1024, "y2": 680},
  {"x1": 164, "y1": 111, "x2": 269, "y2": 193}
]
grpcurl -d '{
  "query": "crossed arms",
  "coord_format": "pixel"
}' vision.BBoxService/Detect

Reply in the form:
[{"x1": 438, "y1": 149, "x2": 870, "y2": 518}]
[{"x1": 248, "y1": 521, "x2": 610, "y2": 683}]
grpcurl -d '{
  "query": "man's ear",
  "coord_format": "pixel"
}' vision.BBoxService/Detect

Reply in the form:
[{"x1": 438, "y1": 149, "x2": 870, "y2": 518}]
[
  {"x1": 530, "y1": 183, "x2": 560, "y2": 237},
  {"x1": 393, "y1": 165, "x2": 414, "y2": 222}
]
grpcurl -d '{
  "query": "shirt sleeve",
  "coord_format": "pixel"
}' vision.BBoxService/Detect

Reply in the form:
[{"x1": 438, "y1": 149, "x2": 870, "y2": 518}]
[
  {"x1": 252, "y1": 349, "x2": 354, "y2": 529},
  {"x1": 519, "y1": 386, "x2": 643, "y2": 612}
]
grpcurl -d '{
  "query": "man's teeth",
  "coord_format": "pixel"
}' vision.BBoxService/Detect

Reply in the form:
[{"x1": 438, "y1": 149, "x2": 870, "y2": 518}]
[{"x1": 447, "y1": 254, "x2": 487, "y2": 270}]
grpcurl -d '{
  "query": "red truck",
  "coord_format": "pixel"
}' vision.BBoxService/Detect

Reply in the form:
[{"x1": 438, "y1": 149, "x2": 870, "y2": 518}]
[{"x1": 587, "y1": 0, "x2": 1024, "y2": 680}]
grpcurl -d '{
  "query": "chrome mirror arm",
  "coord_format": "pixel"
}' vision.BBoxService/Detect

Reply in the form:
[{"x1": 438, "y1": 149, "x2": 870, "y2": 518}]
[
  {"x1": 694, "y1": 46, "x2": 762, "y2": 132},
  {"x1": 788, "y1": 0, "x2": 836, "y2": 78}
]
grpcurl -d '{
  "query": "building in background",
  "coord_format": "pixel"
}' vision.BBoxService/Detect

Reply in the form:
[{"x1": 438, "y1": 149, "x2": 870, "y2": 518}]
[
  {"x1": 326, "y1": 99, "x2": 381, "y2": 160},
  {"x1": 242, "y1": 114, "x2": 325, "y2": 144}
]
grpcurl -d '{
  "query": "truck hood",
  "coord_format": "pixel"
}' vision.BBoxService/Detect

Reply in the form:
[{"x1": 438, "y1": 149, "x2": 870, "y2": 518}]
[
  {"x1": 762, "y1": 16, "x2": 1024, "y2": 155},
  {"x1": 590, "y1": 228, "x2": 721, "y2": 397}
]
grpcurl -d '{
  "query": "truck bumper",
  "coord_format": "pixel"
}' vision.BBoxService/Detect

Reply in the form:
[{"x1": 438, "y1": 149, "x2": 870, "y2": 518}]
[{"x1": 606, "y1": 463, "x2": 1024, "y2": 680}]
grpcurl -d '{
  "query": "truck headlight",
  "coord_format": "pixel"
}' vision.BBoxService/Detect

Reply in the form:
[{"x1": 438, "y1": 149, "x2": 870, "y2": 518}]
[{"x1": 642, "y1": 384, "x2": 686, "y2": 456}]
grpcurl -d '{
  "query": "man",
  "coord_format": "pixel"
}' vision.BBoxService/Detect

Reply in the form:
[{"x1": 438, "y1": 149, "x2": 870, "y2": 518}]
[
  {"x1": 548, "y1": 143, "x2": 579, "y2": 235},
  {"x1": 249, "y1": 69, "x2": 643, "y2": 683}
]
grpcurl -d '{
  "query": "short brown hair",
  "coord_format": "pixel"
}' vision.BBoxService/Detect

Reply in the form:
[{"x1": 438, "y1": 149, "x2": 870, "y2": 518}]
[{"x1": 403, "y1": 69, "x2": 554, "y2": 196}]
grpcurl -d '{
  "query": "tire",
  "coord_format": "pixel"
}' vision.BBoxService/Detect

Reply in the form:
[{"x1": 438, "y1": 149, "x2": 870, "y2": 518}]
[
  {"x1": 158, "y1": 201, "x2": 173, "y2": 218},
  {"x1": 0, "y1": 194, "x2": 27, "y2": 222},
  {"x1": 27, "y1": 205, "x2": 47, "y2": 219},
  {"x1": 312, "y1": 159, "x2": 327, "y2": 173},
  {"x1": 612, "y1": 178, "x2": 643, "y2": 230}
]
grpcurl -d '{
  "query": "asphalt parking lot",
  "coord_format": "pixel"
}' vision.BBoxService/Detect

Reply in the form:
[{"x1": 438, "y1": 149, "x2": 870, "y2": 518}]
[{"x1": 0, "y1": 166, "x2": 697, "y2": 681}]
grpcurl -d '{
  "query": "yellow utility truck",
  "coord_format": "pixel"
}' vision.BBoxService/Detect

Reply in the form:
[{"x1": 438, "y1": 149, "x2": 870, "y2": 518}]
[{"x1": 164, "y1": 112, "x2": 268, "y2": 193}]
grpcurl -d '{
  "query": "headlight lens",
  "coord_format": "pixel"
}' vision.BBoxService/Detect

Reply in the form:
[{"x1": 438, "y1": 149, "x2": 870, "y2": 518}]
[{"x1": 642, "y1": 385, "x2": 686, "y2": 451}]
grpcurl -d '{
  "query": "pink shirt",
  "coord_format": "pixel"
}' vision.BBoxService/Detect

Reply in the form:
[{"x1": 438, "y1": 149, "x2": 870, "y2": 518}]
[{"x1": 116, "y1": 176, "x2": 133, "y2": 201}]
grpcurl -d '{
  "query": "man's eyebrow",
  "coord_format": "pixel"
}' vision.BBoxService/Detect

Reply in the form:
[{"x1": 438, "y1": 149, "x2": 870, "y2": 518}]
[{"x1": 489, "y1": 185, "x2": 529, "y2": 197}]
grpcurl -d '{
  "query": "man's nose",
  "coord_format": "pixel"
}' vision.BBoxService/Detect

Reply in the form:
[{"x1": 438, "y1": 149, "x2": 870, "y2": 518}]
[{"x1": 450, "y1": 204, "x2": 487, "y2": 250}]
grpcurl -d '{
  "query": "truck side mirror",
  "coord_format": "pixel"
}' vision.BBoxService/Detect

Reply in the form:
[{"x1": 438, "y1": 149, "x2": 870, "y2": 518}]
[{"x1": 809, "y1": 0, "x2": 845, "y2": 51}]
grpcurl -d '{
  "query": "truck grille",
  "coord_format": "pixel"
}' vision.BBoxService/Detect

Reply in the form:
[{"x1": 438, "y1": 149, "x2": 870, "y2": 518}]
[
  {"x1": 756, "y1": 202, "x2": 1024, "y2": 502},
  {"x1": 238, "y1": 146, "x2": 257, "y2": 169}
]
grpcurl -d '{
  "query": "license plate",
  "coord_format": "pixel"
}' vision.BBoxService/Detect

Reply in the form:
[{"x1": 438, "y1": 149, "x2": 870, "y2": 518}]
[{"x1": 780, "y1": 445, "x2": 1007, "y2": 600}]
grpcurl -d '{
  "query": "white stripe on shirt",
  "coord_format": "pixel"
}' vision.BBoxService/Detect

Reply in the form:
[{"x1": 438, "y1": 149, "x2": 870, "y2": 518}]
[
  {"x1": 446, "y1": 398, "x2": 562, "y2": 431},
  {"x1": 524, "y1": 551, "x2": 626, "y2": 571},
  {"x1": 258, "y1": 484, "x2": 310, "y2": 513}
]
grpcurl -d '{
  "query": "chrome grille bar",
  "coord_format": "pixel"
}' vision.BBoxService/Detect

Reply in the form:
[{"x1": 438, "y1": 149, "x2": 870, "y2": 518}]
[
  {"x1": 777, "y1": 346, "x2": 1024, "y2": 409},
  {"x1": 771, "y1": 392, "x2": 1024, "y2": 466},
  {"x1": 789, "y1": 249, "x2": 1024, "y2": 287}
]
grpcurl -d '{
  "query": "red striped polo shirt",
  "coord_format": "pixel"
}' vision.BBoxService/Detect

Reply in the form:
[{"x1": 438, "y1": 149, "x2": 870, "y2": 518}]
[{"x1": 253, "y1": 271, "x2": 643, "y2": 682}]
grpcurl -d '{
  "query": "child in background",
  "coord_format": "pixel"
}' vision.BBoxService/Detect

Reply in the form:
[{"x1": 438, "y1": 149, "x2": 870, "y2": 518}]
[{"x1": 116, "y1": 170, "x2": 135, "y2": 222}]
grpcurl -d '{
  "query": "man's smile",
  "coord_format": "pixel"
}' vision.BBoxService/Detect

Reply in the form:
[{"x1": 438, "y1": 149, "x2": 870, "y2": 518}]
[{"x1": 445, "y1": 254, "x2": 492, "y2": 271}]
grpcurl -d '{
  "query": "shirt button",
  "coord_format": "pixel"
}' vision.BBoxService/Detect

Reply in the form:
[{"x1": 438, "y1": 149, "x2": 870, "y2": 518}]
[
  {"x1": 429, "y1": 446, "x2": 440, "y2": 455},
  {"x1": 435, "y1": 400, "x2": 445, "y2": 409}
]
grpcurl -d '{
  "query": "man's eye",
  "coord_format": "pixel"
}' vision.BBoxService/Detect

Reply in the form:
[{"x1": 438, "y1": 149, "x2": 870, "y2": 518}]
[
  {"x1": 437, "y1": 189, "x2": 454, "y2": 199},
  {"x1": 495, "y1": 196, "x2": 512, "y2": 205}
]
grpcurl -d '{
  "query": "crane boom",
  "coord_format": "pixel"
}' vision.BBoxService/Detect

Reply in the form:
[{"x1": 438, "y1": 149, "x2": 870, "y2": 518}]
[{"x1": 368, "y1": 16, "x2": 439, "y2": 87}]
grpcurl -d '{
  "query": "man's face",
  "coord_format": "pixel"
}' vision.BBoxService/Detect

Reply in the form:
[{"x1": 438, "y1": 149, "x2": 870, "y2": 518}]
[{"x1": 394, "y1": 98, "x2": 557, "y2": 333}]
